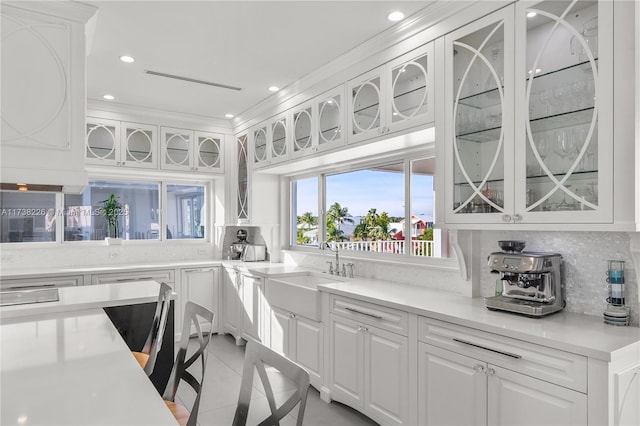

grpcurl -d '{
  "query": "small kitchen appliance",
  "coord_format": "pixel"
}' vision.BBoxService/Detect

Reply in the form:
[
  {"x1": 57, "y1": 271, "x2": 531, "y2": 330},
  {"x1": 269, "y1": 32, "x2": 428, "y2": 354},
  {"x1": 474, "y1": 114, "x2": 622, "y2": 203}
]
[
  {"x1": 241, "y1": 244, "x2": 266, "y2": 262},
  {"x1": 485, "y1": 240, "x2": 564, "y2": 317},
  {"x1": 230, "y1": 228, "x2": 248, "y2": 260}
]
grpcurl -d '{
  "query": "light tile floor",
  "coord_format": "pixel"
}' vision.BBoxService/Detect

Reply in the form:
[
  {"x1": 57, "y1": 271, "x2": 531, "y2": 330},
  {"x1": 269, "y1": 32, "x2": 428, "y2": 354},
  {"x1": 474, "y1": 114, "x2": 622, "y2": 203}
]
[{"x1": 175, "y1": 334, "x2": 379, "y2": 426}]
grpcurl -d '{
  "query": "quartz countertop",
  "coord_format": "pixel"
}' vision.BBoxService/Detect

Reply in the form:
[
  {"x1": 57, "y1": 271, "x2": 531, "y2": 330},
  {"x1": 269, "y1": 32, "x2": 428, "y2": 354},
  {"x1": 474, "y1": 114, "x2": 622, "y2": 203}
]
[
  {"x1": 0, "y1": 280, "x2": 165, "y2": 320},
  {"x1": 317, "y1": 279, "x2": 640, "y2": 362}
]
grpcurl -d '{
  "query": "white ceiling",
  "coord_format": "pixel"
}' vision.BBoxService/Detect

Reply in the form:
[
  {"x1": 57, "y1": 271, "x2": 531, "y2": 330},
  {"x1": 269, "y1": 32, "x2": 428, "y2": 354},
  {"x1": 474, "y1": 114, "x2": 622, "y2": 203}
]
[{"x1": 87, "y1": 1, "x2": 429, "y2": 122}]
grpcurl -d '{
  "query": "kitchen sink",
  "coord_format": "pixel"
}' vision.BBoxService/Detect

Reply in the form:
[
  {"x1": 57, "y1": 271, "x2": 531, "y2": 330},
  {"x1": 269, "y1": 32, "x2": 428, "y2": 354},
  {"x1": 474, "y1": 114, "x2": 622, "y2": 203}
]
[{"x1": 265, "y1": 273, "x2": 342, "y2": 321}]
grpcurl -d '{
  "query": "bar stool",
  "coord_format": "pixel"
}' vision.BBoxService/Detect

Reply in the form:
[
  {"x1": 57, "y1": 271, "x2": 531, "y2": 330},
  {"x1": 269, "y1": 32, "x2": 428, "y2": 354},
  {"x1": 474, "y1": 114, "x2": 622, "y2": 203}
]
[
  {"x1": 232, "y1": 339, "x2": 310, "y2": 426},
  {"x1": 162, "y1": 301, "x2": 214, "y2": 426},
  {"x1": 131, "y1": 282, "x2": 172, "y2": 376}
]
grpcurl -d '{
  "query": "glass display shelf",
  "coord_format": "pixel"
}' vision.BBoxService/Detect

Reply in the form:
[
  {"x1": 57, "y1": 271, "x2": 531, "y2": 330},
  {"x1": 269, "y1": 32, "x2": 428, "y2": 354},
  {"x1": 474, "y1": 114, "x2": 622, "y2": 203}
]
[{"x1": 453, "y1": 169, "x2": 597, "y2": 186}]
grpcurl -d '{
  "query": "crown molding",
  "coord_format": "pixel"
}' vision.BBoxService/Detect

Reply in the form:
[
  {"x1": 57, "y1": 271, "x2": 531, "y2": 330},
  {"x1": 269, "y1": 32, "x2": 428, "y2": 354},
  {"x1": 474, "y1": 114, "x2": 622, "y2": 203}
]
[{"x1": 1, "y1": 1, "x2": 98, "y2": 24}]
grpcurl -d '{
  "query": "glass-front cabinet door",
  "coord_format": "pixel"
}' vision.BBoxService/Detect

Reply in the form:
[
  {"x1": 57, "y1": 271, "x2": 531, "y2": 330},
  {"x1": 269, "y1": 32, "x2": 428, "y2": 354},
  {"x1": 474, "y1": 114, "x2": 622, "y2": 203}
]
[
  {"x1": 161, "y1": 127, "x2": 193, "y2": 171},
  {"x1": 386, "y1": 42, "x2": 435, "y2": 134},
  {"x1": 237, "y1": 133, "x2": 249, "y2": 221},
  {"x1": 515, "y1": 0, "x2": 612, "y2": 223},
  {"x1": 86, "y1": 118, "x2": 120, "y2": 166},
  {"x1": 269, "y1": 114, "x2": 289, "y2": 164},
  {"x1": 348, "y1": 67, "x2": 385, "y2": 144},
  {"x1": 291, "y1": 101, "x2": 314, "y2": 159},
  {"x1": 317, "y1": 85, "x2": 345, "y2": 152},
  {"x1": 252, "y1": 123, "x2": 268, "y2": 167},
  {"x1": 121, "y1": 122, "x2": 157, "y2": 169},
  {"x1": 444, "y1": 7, "x2": 515, "y2": 224},
  {"x1": 194, "y1": 131, "x2": 223, "y2": 173}
]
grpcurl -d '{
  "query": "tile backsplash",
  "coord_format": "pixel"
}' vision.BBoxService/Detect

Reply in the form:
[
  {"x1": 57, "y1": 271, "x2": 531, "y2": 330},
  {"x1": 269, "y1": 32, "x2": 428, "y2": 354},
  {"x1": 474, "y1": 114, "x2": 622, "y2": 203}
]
[{"x1": 479, "y1": 231, "x2": 639, "y2": 326}]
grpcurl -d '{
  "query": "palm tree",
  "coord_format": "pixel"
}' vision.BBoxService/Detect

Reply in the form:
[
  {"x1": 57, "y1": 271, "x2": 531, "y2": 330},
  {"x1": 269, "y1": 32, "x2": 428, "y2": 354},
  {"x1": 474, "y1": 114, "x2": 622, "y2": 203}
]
[
  {"x1": 368, "y1": 212, "x2": 396, "y2": 241},
  {"x1": 297, "y1": 212, "x2": 317, "y2": 230},
  {"x1": 326, "y1": 202, "x2": 353, "y2": 235}
]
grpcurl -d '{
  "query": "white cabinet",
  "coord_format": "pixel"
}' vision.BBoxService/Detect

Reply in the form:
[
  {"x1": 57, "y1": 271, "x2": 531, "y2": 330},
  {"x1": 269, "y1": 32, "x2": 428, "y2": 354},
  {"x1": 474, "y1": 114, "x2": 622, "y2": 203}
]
[
  {"x1": 348, "y1": 42, "x2": 435, "y2": 145},
  {"x1": 86, "y1": 118, "x2": 158, "y2": 169},
  {"x1": 222, "y1": 268, "x2": 242, "y2": 341},
  {"x1": 329, "y1": 295, "x2": 411, "y2": 425},
  {"x1": 236, "y1": 133, "x2": 249, "y2": 221},
  {"x1": 269, "y1": 306, "x2": 324, "y2": 389},
  {"x1": 0, "y1": 2, "x2": 96, "y2": 192},
  {"x1": 0, "y1": 275, "x2": 83, "y2": 290},
  {"x1": 160, "y1": 127, "x2": 224, "y2": 173},
  {"x1": 442, "y1": 1, "x2": 614, "y2": 226},
  {"x1": 180, "y1": 267, "x2": 219, "y2": 335},
  {"x1": 250, "y1": 113, "x2": 289, "y2": 169},
  {"x1": 90, "y1": 269, "x2": 175, "y2": 285},
  {"x1": 418, "y1": 342, "x2": 587, "y2": 426},
  {"x1": 290, "y1": 100, "x2": 315, "y2": 159},
  {"x1": 240, "y1": 274, "x2": 267, "y2": 343}
]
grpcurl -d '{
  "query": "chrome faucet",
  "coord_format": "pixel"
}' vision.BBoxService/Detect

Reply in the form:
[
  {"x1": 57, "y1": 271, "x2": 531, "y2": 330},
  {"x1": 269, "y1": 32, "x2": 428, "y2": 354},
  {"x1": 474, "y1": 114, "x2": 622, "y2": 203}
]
[{"x1": 325, "y1": 242, "x2": 340, "y2": 275}]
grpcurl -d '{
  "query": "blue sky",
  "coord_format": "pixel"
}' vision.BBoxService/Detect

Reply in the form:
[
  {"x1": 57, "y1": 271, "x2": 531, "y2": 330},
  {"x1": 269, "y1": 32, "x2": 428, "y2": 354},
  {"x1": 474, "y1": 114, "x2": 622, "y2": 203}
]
[{"x1": 295, "y1": 169, "x2": 434, "y2": 221}]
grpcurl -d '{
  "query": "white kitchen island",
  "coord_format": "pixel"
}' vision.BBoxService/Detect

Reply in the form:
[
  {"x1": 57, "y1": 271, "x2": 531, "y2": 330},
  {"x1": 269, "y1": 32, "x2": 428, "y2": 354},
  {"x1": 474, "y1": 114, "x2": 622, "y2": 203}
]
[{"x1": 0, "y1": 282, "x2": 178, "y2": 426}]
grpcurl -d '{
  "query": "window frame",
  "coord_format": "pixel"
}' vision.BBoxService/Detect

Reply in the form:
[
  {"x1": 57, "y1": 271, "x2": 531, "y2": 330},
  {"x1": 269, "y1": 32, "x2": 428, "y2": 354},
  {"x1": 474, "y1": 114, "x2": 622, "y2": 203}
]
[{"x1": 288, "y1": 154, "x2": 456, "y2": 269}]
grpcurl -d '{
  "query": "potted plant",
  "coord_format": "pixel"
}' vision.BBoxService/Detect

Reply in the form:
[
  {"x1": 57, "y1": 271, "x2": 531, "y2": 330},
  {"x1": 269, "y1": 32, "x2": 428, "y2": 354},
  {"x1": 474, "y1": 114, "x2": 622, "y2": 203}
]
[{"x1": 100, "y1": 194, "x2": 123, "y2": 245}]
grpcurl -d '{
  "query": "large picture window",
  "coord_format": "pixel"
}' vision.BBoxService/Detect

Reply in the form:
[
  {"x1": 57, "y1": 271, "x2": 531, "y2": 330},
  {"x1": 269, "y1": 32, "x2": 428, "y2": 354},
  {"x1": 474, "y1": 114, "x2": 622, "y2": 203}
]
[
  {"x1": 166, "y1": 184, "x2": 205, "y2": 239},
  {"x1": 291, "y1": 156, "x2": 443, "y2": 259}
]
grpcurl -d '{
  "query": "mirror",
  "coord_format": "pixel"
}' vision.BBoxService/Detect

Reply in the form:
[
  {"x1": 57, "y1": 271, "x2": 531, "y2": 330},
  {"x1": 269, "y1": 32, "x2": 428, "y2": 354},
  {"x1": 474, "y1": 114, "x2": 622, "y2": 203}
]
[
  {"x1": 165, "y1": 132, "x2": 190, "y2": 165},
  {"x1": 198, "y1": 136, "x2": 220, "y2": 168},
  {"x1": 293, "y1": 108, "x2": 312, "y2": 152},
  {"x1": 272, "y1": 119, "x2": 287, "y2": 156},
  {"x1": 319, "y1": 96, "x2": 341, "y2": 144},
  {"x1": 125, "y1": 128, "x2": 152, "y2": 163}
]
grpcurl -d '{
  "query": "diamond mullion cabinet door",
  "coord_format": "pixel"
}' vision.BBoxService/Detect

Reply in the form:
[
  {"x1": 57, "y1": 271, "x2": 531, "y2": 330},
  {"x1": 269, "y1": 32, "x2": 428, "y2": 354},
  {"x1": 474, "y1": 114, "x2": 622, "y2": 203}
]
[
  {"x1": 86, "y1": 117, "x2": 121, "y2": 166},
  {"x1": 347, "y1": 66, "x2": 387, "y2": 145},
  {"x1": 120, "y1": 122, "x2": 158, "y2": 169},
  {"x1": 193, "y1": 130, "x2": 224, "y2": 174},
  {"x1": 160, "y1": 127, "x2": 194, "y2": 171},
  {"x1": 316, "y1": 84, "x2": 346, "y2": 153},
  {"x1": 290, "y1": 100, "x2": 316, "y2": 159},
  {"x1": 384, "y1": 41, "x2": 435, "y2": 135},
  {"x1": 513, "y1": 0, "x2": 613, "y2": 224},
  {"x1": 443, "y1": 6, "x2": 516, "y2": 225},
  {"x1": 268, "y1": 112, "x2": 290, "y2": 165},
  {"x1": 418, "y1": 343, "x2": 487, "y2": 426},
  {"x1": 250, "y1": 122, "x2": 269, "y2": 169},
  {"x1": 487, "y1": 365, "x2": 587, "y2": 425}
]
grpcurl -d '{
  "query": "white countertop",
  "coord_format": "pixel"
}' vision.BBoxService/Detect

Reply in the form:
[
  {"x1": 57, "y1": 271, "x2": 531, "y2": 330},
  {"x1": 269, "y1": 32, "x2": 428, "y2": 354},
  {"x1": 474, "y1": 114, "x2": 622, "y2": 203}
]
[
  {"x1": 318, "y1": 279, "x2": 640, "y2": 361},
  {"x1": 1, "y1": 308, "x2": 177, "y2": 426},
  {"x1": 0, "y1": 281, "x2": 165, "y2": 320}
]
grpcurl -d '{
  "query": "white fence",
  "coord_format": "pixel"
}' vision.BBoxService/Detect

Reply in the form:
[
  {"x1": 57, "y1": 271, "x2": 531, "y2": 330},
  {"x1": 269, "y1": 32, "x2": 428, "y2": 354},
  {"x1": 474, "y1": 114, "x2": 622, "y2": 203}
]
[{"x1": 331, "y1": 240, "x2": 434, "y2": 257}]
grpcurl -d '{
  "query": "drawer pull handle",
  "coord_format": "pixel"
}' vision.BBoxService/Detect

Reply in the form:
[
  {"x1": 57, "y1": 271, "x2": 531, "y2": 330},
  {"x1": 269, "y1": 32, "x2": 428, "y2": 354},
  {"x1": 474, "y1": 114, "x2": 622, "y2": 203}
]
[
  {"x1": 453, "y1": 338, "x2": 522, "y2": 359},
  {"x1": 187, "y1": 268, "x2": 213, "y2": 273},
  {"x1": 344, "y1": 306, "x2": 383, "y2": 320},
  {"x1": 115, "y1": 277, "x2": 154, "y2": 282}
]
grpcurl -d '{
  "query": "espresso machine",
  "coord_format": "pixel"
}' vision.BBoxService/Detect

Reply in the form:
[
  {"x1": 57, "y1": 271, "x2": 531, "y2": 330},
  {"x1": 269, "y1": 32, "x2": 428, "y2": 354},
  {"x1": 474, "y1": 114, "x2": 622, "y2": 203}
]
[{"x1": 485, "y1": 241, "x2": 565, "y2": 317}]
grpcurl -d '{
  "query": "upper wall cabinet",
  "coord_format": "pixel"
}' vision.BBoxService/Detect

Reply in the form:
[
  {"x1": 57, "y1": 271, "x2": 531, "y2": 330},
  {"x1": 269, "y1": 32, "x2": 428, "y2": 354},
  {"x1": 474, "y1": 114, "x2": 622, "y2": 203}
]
[
  {"x1": 86, "y1": 118, "x2": 158, "y2": 169},
  {"x1": 0, "y1": 2, "x2": 96, "y2": 192},
  {"x1": 442, "y1": 1, "x2": 612, "y2": 226},
  {"x1": 291, "y1": 85, "x2": 346, "y2": 159},
  {"x1": 160, "y1": 127, "x2": 224, "y2": 174},
  {"x1": 348, "y1": 42, "x2": 435, "y2": 145},
  {"x1": 251, "y1": 113, "x2": 290, "y2": 169},
  {"x1": 237, "y1": 133, "x2": 249, "y2": 221}
]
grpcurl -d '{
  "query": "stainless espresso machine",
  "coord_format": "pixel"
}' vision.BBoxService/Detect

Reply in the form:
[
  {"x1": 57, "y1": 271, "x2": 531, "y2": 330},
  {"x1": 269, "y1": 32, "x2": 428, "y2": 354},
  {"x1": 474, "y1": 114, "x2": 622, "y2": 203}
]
[{"x1": 485, "y1": 241, "x2": 565, "y2": 317}]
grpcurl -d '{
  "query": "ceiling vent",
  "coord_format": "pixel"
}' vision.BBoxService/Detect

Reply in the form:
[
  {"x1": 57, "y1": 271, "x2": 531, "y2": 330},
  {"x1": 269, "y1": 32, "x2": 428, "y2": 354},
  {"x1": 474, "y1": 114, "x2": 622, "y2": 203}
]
[{"x1": 144, "y1": 70, "x2": 242, "y2": 91}]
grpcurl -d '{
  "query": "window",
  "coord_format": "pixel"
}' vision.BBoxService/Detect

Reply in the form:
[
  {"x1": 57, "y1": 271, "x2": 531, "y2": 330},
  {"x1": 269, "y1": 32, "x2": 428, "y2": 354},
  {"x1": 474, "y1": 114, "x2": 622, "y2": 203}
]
[
  {"x1": 166, "y1": 184, "x2": 205, "y2": 239},
  {"x1": 291, "y1": 156, "x2": 444, "y2": 259},
  {"x1": 292, "y1": 177, "x2": 319, "y2": 247},
  {"x1": 0, "y1": 191, "x2": 57, "y2": 243},
  {"x1": 64, "y1": 181, "x2": 160, "y2": 241}
]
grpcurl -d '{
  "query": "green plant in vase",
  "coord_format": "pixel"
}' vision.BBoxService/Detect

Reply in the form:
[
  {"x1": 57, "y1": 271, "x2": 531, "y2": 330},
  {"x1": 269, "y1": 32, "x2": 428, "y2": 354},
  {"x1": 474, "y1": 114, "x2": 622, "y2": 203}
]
[{"x1": 100, "y1": 194, "x2": 123, "y2": 240}]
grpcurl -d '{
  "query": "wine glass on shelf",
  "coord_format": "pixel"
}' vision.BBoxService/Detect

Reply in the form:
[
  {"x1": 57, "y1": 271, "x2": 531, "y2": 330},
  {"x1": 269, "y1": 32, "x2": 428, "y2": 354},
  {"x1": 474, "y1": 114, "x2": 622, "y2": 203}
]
[
  {"x1": 536, "y1": 132, "x2": 551, "y2": 176},
  {"x1": 539, "y1": 88, "x2": 553, "y2": 116}
]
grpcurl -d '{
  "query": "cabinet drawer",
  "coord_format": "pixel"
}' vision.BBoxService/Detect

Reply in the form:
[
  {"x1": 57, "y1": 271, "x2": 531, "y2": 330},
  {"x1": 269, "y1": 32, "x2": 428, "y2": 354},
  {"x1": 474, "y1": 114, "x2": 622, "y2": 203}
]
[
  {"x1": 330, "y1": 295, "x2": 408, "y2": 336},
  {"x1": 1, "y1": 275, "x2": 83, "y2": 290},
  {"x1": 418, "y1": 317, "x2": 587, "y2": 393},
  {"x1": 91, "y1": 269, "x2": 174, "y2": 285}
]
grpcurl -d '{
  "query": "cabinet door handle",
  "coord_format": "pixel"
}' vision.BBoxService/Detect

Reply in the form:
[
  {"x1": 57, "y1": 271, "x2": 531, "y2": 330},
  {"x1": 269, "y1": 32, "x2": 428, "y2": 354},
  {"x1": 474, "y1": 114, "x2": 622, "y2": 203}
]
[
  {"x1": 512, "y1": 214, "x2": 522, "y2": 222},
  {"x1": 473, "y1": 364, "x2": 485, "y2": 374},
  {"x1": 501, "y1": 214, "x2": 512, "y2": 223},
  {"x1": 344, "y1": 306, "x2": 383, "y2": 320},
  {"x1": 187, "y1": 268, "x2": 214, "y2": 273},
  {"x1": 485, "y1": 367, "x2": 496, "y2": 376},
  {"x1": 453, "y1": 338, "x2": 522, "y2": 359},
  {"x1": 115, "y1": 277, "x2": 154, "y2": 282}
]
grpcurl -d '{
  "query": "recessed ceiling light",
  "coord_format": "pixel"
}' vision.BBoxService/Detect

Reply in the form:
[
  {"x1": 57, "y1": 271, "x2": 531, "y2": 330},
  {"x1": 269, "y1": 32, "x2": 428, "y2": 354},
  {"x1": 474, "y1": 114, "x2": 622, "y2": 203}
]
[
  {"x1": 225, "y1": 113, "x2": 234, "y2": 119},
  {"x1": 268, "y1": 86, "x2": 279, "y2": 92},
  {"x1": 103, "y1": 94, "x2": 115, "y2": 100},
  {"x1": 527, "y1": 11, "x2": 537, "y2": 18},
  {"x1": 119, "y1": 55, "x2": 135, "y2": 63},
  {"x1": 387, "y1": 11, "x2": 404, "y2": 22}
]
